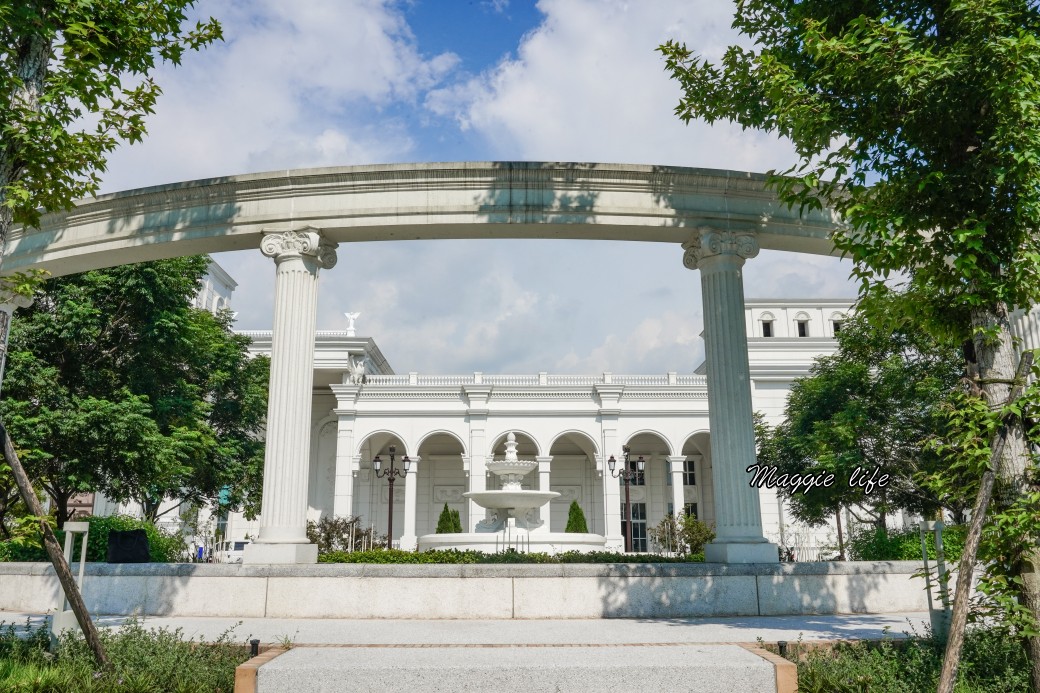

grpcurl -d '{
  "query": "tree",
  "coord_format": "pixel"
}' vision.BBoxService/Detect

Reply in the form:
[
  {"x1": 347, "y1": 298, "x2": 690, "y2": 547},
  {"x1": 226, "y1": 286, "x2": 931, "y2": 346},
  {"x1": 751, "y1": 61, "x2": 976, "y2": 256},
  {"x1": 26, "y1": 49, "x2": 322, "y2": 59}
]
[
  {"x1": 0, "y1": 1, "x2": 221, "y2": 666},
  {"x1": 661, "y1": 2, "x2": 1040, "y2": 685},
  {"x1": 564, "y1": 500, "x2": 588, "y2": 533},
  {"x1": 0, "y1": 256, "x2": 269, "y2": 526},
  {"x1": 436, "y1": 503, "x2": 456, "y2": 534},
  {"x1": 757, "y1": 311, "x2": 964, "y2": 534}
]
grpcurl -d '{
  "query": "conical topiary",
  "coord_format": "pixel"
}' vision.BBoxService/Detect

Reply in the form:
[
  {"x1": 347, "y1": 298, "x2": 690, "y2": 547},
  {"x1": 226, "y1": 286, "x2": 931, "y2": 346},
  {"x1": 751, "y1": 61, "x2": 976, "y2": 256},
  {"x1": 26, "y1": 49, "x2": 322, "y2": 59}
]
[
  {"x1": 436, "y1": 503, "x2": 455, "y2": 534},
  {"x1": 565, "y1": 500, "x2": 588, "y2": 533},
  {"x1": 450, "y1": 508, "x2": 463, "y2": 533}
]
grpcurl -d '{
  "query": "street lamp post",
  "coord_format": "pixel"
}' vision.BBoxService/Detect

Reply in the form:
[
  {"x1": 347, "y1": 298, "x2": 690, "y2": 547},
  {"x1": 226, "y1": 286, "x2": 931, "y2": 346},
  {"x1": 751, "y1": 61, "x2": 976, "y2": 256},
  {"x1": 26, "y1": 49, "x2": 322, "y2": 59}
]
[
  {"x1": 608, "y1": 445, "x2": 645, "y2": 553},
  {"x1": 373, "y1": 445, "x2": 410, "y2": 549}
]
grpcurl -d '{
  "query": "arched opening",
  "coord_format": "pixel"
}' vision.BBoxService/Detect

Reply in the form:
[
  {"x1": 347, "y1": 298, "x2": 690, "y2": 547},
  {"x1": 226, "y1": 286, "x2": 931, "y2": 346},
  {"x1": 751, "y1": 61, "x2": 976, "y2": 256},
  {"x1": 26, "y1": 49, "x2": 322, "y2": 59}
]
[
  {"x1": 621, "y1": 431, "x2": 672, "y2": 552},
  {"x1": 416, "y1": 432, "x2": 467, "y2": 537},
  {"x1": 547, "y1": 432, "x2": 602, "y2": 534},
  {"x1": 355, "y1": 432, "x2": 409, "y2": 547}
]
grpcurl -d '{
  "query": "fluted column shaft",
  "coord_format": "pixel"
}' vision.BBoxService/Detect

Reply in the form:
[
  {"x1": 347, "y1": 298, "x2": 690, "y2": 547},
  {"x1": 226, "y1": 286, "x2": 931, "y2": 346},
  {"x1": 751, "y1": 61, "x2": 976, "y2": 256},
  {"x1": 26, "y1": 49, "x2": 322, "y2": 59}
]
[
  {"x1": 684, "y1": 229, "x2": 777, "y2": 562},
  {"x1": 246, "y1": 229, "x2": 336, "y2": 564}
]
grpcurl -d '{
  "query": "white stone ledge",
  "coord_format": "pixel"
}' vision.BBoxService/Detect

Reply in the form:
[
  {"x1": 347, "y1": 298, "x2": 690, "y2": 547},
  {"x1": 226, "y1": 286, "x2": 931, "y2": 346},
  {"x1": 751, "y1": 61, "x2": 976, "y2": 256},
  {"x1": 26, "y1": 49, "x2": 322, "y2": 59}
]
[{"x1": 0, "y1": 561, "x2": 930, "y2": 618}]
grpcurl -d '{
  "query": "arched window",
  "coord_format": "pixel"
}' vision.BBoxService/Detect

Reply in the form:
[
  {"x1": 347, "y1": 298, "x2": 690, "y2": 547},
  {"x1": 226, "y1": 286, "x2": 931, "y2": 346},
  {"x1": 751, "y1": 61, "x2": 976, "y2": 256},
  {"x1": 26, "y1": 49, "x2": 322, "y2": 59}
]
[
  {"x1": 759, "y1": 311, "x2": 775, "y2": 338},
  {"x1": 795, "y1": 311, "x2": 810, "y2": 337}
]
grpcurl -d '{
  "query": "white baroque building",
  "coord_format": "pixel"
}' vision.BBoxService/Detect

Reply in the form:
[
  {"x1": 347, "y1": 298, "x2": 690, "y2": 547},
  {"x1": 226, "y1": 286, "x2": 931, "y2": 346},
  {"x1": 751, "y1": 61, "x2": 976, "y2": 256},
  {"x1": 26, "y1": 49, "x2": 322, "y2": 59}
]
[{"x1": 220, "y1": 298, "x2": 854, "y2": 556}]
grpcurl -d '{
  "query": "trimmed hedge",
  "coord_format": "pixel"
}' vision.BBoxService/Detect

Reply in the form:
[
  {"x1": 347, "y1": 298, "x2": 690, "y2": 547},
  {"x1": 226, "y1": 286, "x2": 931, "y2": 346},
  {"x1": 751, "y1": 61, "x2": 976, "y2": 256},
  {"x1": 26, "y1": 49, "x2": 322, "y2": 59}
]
[
  {"x1": 318, "y1": 548, "x2": 706, "y2": 564},
  {"x1": 0, "y1": 515, "x2": 185, "y2": 563}
]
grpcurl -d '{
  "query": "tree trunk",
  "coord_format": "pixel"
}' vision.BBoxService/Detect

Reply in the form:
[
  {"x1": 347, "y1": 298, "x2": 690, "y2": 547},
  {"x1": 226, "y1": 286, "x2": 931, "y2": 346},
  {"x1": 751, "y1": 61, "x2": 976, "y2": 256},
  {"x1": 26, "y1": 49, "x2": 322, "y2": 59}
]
[
  {"x1": 937, "y1": 352, "x2": 1031, "y2": 692},
  {"x1": 968, "y1": 305, "x2": 1040, "y2": 691}
]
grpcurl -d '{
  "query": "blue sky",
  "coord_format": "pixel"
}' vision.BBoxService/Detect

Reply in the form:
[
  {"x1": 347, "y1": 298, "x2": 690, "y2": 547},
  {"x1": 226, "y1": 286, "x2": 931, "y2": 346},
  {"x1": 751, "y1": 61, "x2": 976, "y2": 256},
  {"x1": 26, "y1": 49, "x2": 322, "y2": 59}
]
[{"x1": 98, "y1": 0, "x2": 858, "y2": 374}]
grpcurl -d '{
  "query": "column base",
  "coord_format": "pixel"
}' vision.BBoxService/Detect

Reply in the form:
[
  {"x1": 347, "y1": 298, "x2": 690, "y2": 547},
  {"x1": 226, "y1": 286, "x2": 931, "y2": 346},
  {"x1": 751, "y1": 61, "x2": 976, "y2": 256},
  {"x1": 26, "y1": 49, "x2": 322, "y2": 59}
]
[
  {"x1": 704, "y1": 541, "x2": 779, "y2": 564},
  {"x1": 242, "y1": 542, "x2": 319, "y2": 565},
  {"x1": 399, "y1": 535, "x2": 417, "y2": 552}
]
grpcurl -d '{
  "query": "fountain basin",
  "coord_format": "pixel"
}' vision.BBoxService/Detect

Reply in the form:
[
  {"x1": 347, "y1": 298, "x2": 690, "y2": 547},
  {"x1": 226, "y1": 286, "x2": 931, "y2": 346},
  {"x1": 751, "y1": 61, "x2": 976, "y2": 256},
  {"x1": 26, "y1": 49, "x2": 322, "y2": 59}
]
[
  {"x1": 417, "y1": 531, "x2": 607, "y2": 554},
  {"x1": 463, "y1": 490, "x2": 560, "y2": 510}
]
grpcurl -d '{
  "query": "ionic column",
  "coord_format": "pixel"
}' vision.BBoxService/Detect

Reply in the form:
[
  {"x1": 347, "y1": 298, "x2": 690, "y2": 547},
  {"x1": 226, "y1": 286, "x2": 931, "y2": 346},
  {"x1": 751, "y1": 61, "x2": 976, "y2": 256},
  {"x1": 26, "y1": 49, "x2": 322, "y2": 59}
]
[
  {"x1": 668, "y1": 456, "x2": 686, "y2": 518},
  {"x1": 535, "y1": 456, "x2": 553, "y2": 533},
  {"x1": 244, "y1": 228, "x2": 337, "y2": 565},
  {"x1": 400, "y1": 457, "x2": 420, "y2": 550},
  {"x1": 683, "y1": 229, "x2": 778, "y2": 563}
]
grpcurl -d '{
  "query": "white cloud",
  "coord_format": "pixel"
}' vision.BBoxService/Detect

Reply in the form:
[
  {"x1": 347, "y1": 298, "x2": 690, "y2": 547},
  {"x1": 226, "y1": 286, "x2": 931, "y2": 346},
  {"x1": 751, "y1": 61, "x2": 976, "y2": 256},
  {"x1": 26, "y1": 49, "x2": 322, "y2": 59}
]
[
  {"x1": 426, "y1": 0, "x2": 795, "y2": 171},
  {"x1": 100, "y1": 0, "x2": 458, "y2": 192}
]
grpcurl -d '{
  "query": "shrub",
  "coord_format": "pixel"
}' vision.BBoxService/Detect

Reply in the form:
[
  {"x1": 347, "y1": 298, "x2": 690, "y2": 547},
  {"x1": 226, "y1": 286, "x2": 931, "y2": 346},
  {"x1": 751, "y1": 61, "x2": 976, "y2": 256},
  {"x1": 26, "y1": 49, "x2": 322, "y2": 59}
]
[
  {"x1": 648, "y1": 513, "x2": 715, "y2": 555},
  {"x1": 451, "y1": 508, "x2": 463, "y2": 533},
  {"x1": 794, "y1": 625, "x2": 1029, "y2": 692},
  {"x1": 848, "y1": 524, "x2": 967, "y2": 562},
  {"x1": 564, "y1": 501, "x2": 588, "y2": 533},
  {"x1": 306, "y1": 515, "x2": 382, "y2": 552},
  {"x1": 0, "y1": 617, "x2": 248, "y2": 692},
  {"x1": 0, "y1": 515, "x2": 184, "y2": 563}
]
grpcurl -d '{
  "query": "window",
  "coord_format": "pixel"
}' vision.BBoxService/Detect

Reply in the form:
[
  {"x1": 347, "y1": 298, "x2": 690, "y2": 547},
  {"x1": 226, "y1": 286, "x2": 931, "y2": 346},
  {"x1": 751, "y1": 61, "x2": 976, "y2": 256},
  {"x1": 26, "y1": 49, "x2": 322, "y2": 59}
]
[
  {"x1": 683, "y1": 458, "x2": 696, "y2": 486},
  {"x1": 621, "y1": 502, "x2": 648, "y2": 552},
  {"x1": 762, "y1": 320, "x2": 773, "y2": 337},
  {"x1": 797, "y1": 320, "x2": 809, "y2": 337},
  {"x1": 832, "y1": 320, "x2": 843, "y2": 334},
  {"x1": 684, "y1": 502, "x2": 699, "y2": 519}
]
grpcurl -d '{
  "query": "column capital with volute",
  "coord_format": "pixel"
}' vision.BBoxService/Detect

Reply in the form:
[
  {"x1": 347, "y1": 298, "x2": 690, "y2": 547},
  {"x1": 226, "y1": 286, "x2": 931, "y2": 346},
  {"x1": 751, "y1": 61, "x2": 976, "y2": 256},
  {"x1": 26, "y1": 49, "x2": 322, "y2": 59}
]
[
  {"x1": 682, "y1": 228, "x2": 759, "y2": 270},
  {"x1": 261, "y1": 227, "x2": 338, "y2": 269}
]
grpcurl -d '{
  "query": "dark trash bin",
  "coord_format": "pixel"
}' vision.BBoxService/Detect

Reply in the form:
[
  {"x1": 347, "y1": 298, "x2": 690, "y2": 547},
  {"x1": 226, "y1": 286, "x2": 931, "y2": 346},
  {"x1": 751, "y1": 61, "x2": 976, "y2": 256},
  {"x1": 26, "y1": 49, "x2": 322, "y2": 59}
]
[{"x1": 107, "y1": 529, "x2": 150, "y2": 563}]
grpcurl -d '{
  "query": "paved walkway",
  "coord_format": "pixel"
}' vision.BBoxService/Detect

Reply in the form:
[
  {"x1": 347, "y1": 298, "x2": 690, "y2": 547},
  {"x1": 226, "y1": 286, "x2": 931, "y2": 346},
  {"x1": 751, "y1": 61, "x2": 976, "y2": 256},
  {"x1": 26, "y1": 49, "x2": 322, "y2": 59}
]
[{"x1": 1, "y1": 610, "x2": 931, "y2": 647}]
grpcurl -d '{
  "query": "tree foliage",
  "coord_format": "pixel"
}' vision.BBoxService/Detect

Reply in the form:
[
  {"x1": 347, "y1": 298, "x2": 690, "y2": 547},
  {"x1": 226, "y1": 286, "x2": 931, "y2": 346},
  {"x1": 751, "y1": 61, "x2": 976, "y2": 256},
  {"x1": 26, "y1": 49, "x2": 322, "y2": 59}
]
[
  {"x1": 0, "y1": 1, "x2": 222, "y2": 237},
  {"x1": 0, "y1": 256, "x2": 268, "y2": 525},
  {"x1": 757, "y1": 310, "x2": 964, "y2": 529}
]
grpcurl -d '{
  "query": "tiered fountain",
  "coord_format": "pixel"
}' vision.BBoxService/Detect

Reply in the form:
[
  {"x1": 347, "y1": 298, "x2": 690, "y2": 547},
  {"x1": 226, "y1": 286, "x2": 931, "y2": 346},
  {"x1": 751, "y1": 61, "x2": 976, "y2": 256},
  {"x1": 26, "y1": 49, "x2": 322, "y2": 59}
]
[{"x1": 417, "y1": 432, "x2": 607, "y2": 554}]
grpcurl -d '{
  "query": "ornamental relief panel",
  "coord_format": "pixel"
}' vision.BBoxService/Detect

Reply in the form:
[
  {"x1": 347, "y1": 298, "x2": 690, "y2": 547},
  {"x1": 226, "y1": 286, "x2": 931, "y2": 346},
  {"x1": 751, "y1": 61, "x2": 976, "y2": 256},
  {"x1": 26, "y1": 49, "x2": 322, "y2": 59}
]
[
  {"x1": 434, "y1": 486, "x2": 465, "y2": 502},
  {"x1": 550, "y1": 485, "x2": 581, "y2": 503}
]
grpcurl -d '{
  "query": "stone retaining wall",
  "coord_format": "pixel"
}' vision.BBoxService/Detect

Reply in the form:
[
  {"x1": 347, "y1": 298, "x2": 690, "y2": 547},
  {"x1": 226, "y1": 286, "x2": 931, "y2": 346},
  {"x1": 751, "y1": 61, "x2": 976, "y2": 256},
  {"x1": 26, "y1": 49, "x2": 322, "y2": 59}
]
[{"x1": 0, "y1": 561, "x2": 930, "y2": 619}]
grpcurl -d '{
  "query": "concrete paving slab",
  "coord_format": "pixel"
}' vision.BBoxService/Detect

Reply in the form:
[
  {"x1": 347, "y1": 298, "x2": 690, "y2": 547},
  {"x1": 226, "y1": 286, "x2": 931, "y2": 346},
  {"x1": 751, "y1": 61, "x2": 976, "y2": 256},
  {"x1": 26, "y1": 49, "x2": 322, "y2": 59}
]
[{"x1": 255, "y1": 644, "x2": 777, "y2": 693}]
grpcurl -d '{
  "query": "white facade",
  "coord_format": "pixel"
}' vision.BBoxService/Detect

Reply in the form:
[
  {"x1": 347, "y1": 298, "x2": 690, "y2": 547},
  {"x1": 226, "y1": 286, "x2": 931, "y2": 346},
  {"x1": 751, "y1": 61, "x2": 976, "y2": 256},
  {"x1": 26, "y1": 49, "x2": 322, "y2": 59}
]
[{"x1": 215, "y1": 298, "x2": 852, "y2": 556}]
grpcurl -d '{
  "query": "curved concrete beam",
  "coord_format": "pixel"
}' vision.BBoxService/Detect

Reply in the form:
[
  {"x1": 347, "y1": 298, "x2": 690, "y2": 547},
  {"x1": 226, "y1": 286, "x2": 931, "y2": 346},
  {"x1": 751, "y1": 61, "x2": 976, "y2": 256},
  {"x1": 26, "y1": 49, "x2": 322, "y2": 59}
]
[{"x1": 5, "y1": 161, "x2": 843, "y2": 277}]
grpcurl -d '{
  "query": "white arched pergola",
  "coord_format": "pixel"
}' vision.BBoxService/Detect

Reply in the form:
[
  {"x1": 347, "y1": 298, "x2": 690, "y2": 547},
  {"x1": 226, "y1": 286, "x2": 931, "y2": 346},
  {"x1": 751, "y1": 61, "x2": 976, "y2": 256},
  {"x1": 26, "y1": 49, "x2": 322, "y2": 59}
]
[{"x1": 7, "y1": 162, "x2": 842, "y2": 564}]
